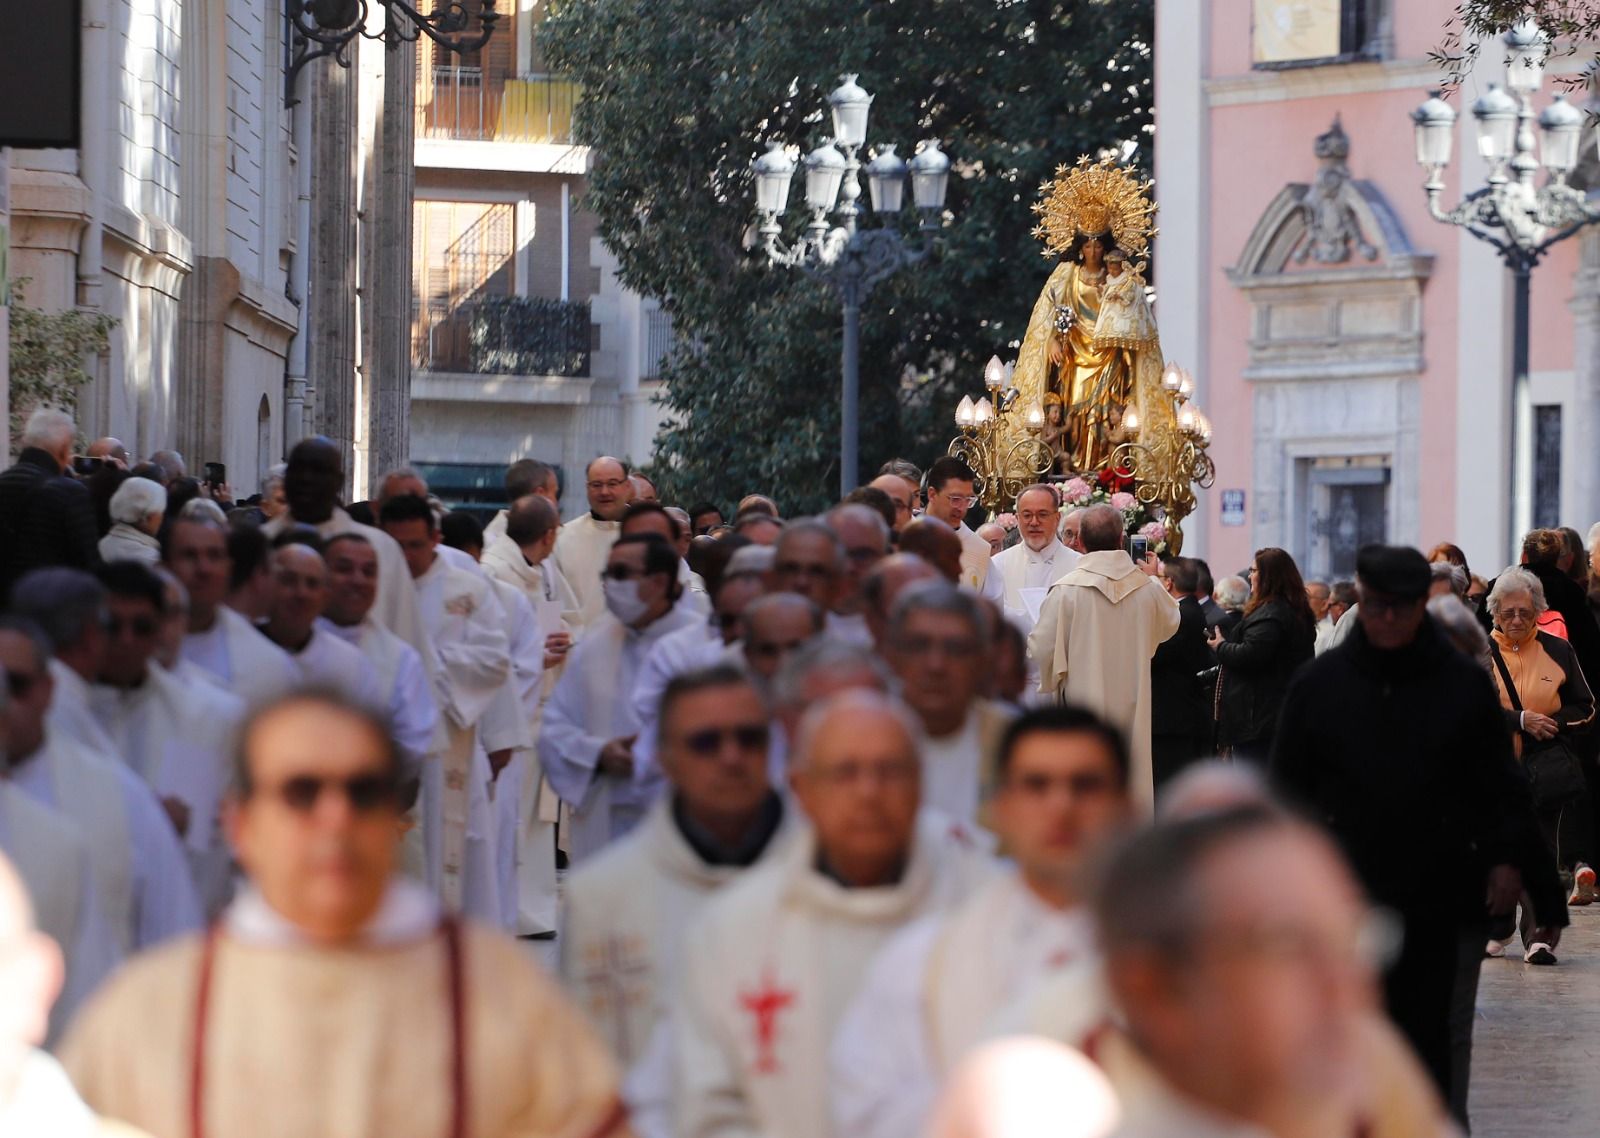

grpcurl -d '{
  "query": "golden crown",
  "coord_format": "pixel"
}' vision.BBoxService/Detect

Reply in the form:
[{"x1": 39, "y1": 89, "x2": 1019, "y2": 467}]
[{"x1": 1031, "y1": 154, "x2": 1158, "y2": 266}]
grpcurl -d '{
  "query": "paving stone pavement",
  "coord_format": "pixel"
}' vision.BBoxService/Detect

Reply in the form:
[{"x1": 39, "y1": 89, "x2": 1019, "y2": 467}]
[{"x1": 1468, "y1": 904, "x2": 1600, "y2": 1135}]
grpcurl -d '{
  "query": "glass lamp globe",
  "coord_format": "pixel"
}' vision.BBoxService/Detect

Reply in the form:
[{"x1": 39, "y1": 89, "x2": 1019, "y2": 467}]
[
  {"x1": 752, "y1": 141, "x2": 797, "y2": 215},
  {"x1": 909, "y1": 140, "x2": 951, "y2": 211},
  {"x1": 1471, "y1": 85, "x2": 1518, "y2": 163},
  {"x1": 864, "y1": 145, "x2": 908, "y2": 214},
  {"x1": 827, "y1": 74, "x2": 873, "y2": 150},
  {"x1": 1412, "y1": 91, "x2": 1457, "y2": 169},
  {"x1": 804, "y1": 143, "x2": 848, "y2": 212},
  {"x1": 1539, "y1": 94, "x2": 1584, "y2": 176}
]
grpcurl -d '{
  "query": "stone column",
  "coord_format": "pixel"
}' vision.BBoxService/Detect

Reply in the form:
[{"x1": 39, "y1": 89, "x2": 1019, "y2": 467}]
[
  {"x1": 306, "y1": 57, "x2": 358, "y2": 463},
  {"x1": 1569, "y1": 226, "x2": 1600, "y2": 532},
  {"x1": 356, "y1": 36, "x2": 417, "y2": 499}
]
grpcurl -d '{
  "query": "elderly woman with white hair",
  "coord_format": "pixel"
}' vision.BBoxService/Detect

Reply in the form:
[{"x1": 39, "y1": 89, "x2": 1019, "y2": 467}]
[
  {"x1": 1485, "y1": 567, "x2": 1596, "y2": 962},
  {"x1": 98, "y1": 477, "x2": 167, "y2": 564}
]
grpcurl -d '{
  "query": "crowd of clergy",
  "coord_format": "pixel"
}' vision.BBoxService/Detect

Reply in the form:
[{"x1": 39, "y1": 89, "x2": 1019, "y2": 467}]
[{"x1": 0, "y1": 403, "x2": 1530, "y2": 1137}]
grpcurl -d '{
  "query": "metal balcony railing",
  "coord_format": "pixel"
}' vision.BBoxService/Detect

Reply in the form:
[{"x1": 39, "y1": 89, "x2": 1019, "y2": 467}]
[
  {"x1": 413, "y1": 296, "x2": 591, "y2": 378},
  {"x1": 419, "y1": 67, "x2": 580, "y2": 144}
]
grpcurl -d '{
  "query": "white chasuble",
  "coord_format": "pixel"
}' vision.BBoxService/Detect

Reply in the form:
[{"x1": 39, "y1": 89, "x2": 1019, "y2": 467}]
[
  {"x1": 180, "y1": 605, "x2": 298, "y2": 712},
  {"x1": 539, "y1": 606, "x2": 701, "y2": 864},
  {"x1": 1028, "y1": 550, "x2": 1180, "y2": 809},
  {"x1": 955, "y1": 524, "x2": 1003, "y2": 604},
  {"x1": 563, "y1": 796, "x2": 794, "y2": 1070},
  {"x1": 90, "y1": 666, "x2": 246, "y2": 915},
  {"x1": 46, "y1": 659, "x2": 119, "y2": 757},
  {"x1": 414, "y1": 555, "x2": 510, "y2": 910},
  {"x1": 0, "y1": 783, "x2": 122, "y2": 1041},
  {"x1": 11, "y1": 734, "x2": 202, "y2": 955},
  {"x1": 829, "y1": 873, "x2": 1095, "y2": 1138},
  {"x1": 669, "y1": 813, "x2": 994, "y2": 1138},
  {"x1": 552, "y1": 513, "x2": 621, "y2": 633},
  {"x1": 60, "y1": 882, "x2": 632, "y2": 1138},
  {"x1": 281, "y1": 623, "x2": 383, "y2": 708}
]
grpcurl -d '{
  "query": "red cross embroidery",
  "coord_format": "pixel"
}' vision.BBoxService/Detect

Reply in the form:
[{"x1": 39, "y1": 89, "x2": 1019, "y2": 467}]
[{"x1": 738, "y1": 969, "x2": 797, "y2": 1074}]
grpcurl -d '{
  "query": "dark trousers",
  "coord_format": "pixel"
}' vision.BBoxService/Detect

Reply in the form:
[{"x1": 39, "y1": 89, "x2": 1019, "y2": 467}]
[
  {"x1": 1384, "y1": 912, "x2": 1460, "y2": 1111},
  {"x1": 1447, "y1": 920, "x2": 1490, "y2": 1131},
  {"x1": 1151, "y1": 732, "x2": 1205, "y2": 792}
]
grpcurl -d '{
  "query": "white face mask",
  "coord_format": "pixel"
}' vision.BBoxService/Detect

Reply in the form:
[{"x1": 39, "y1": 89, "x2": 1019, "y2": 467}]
[{"x1": 604, "y1": 577, "x2": 652, "y2": 625}]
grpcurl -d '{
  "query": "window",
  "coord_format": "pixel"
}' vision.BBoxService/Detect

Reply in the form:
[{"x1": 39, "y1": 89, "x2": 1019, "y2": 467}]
[
  {"x1": 1534, "y1": 405, "x2": 1562, "y2": 530},
  {"x1": 1252, "y1": 0, "x2": 1384, "y2": 69},
  {"x1": 412, "y1": 201, "x2": 517, "y2": 371},
  {"x1": 417, "y1": 6, "x2": 517, "y2": 140}
]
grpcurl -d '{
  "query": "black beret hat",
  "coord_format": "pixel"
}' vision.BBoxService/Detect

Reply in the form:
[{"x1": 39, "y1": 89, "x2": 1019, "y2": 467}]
[{"x1": 1355, "y1": 544, "x2": 1431, "y2": 600}]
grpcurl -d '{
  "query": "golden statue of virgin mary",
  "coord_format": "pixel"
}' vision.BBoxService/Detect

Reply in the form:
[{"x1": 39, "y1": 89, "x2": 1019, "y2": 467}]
[{"x1": 1011, "y1": 156, "x2": 1174, "y2": 474}]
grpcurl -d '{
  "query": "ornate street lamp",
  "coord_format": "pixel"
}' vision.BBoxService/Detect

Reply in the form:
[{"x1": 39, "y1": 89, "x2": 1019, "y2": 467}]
[
  {"x1": 947, "y1": 357, "x2": 1054, "y2": 515},
  {"x1": 751, "y1": 75, "x2": 953, "y2": 496},
  {"x1": 1412, "y1": 19, "x2": 1600, "y2": 552},
  {"x1": 1108, "y1": 362, "x2": 1216, "y2": 554},
  {"x1": 286, "y1": 0, "x2": 499, "y2": 106}
]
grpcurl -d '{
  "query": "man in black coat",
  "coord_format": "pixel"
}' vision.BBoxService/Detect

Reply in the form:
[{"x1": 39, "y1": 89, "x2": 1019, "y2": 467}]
[
  {"x1": 0, "y1": 408, "x2": 100, "y2": 601},
  {"x1": 1271, "y1": 545, "x2": 1554, "y2": 1126},
  {"x1": 1151, "y1": 557, "x2": 1215, "y2": 789}
]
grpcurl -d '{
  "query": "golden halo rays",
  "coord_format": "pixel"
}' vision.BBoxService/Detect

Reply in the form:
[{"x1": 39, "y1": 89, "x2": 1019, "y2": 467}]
[{"x1": 1031, "y1": 155, "x2": 1158, "y2": 271}]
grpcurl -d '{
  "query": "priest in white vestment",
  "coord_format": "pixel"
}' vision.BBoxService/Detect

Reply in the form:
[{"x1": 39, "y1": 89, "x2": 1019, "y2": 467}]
[
  {"x1": 8, "y1": 568, "x2": 124, "y2": 757},
  {"x1": 669, "y1": 690, "x2": 993, "y2": 1138},
  {"x1": 921, "y1": 458, "x2": 1003, "y2": 603},
  {"x1": 380, "y1": 495, "x2": 510, "y2": 915},
  {"x1": 482, "y1": 457, "x2": 564, "y2": 544},
  {"x1": 830, "y1": 705, "x2": 1135, "y2": 1138},
  {"x1": 553, "y1": 456, "x2": 635, "y2": 632},
  {"x1": 260, "y1": 543, "x2": 383, "y2": 706},
  {"x1": 479, "y1": 496, "x2": 576, "y2": 936},
  {"x1": 60, "y1": 692, "x2": 633, "y2": 1138},
  {"x1": 1028, "y1": 506, "x2": 1178, "y2": 809},
  {"x1": 165, "y1": 517, "x2": 299, "y2": 710},
  {"x1": 541, "y1": 535, "x2": 701, "y2": 862},
  {"x1": 0, "y1": 782, "x2": 121, "y2": 1042},
  {"x1": 1, "y1": 619, "x2": 202, "y2": 955},
  {"x1": 261, "y1": 438, "x2": 430, "y2": 662},
  {"x1": 884, "y1": 581, "x2": 1014, "y2": 832},
  {"x1": 90, "y1": 561, "x2": 248, "y2": 915},
  {"x1": 990, "y1": 485, "x2": 1079, "y2": 623},
  {"x1": 822, "y1": 504, "x2": 891, "y2": 647},
  {"x1": 565, "y1": 664, "x2": 791, "y2": 1076}
]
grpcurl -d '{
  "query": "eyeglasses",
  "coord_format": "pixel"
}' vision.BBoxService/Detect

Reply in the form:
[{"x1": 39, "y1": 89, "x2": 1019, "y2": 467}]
[
  {"x1": 109, "y1": 615, "x2": 159, "y2": 638},
  {"x1": 266, "y1": 773, "x2": 398, "y2": 814},
  {"x1": 601, "y1": 566, "x2": 648, "y2": 582},
  {"x1": 681, "y1": 724, "x2": 770, "y2": 757},
  {"x1": 587, "y1": 479, "x2": 629, "y2": 492},
  {"x1": 4, "y1": 670, "x2": 42, "y2": 698},
  {"x1": 893, "y1": 634, "x2": 981, "y2": 658},
  {"x1": 939, "y1": 494, "x2": 977, "y2": 508},
  {"x1": 1498, "y1": 607, "x2": 1536, "y2": 621}
]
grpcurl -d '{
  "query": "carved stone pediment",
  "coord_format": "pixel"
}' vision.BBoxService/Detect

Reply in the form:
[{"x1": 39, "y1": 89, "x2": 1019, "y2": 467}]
[{"x1": 1226, "y1": 120, "x2": 1433, "y2": 385}]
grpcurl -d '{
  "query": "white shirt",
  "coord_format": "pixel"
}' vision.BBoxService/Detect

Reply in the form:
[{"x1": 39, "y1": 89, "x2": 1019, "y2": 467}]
[
  {"x1": 278, "y1": 622, "x2": 384, "y2": 708},
  {"x1": 919, "y1": 710, "x2": 985, "y2": 829},
  {"x1": 322, "y1": 617, "x2": 441, "y2": 780},
  {"x1": 10, "y1": 733, "x2": 203, "y2": 955},
  {"x1": 46, "y1": 658, "x2": 119, "y2": 757},
  {"x1": 181, "y1": 605, "x2": 298, "y2": 711},
  {"x1": 553, "y1": 513, "x2": 622, "y2": 631},
  {"x1": 990, "y1": 538, "x2": 1080, "y2": 620}
]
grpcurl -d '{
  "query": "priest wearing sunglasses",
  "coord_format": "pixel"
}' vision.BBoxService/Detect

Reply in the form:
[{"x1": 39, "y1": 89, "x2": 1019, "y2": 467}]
[{"x1": 61, "y1": 690, "x2": 632, "y2": 1138}]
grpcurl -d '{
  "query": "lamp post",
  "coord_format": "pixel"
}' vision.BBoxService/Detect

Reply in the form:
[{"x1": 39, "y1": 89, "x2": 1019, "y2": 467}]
[
  {"x1": 285, "y1": 0, "x2": 499, "y2": 106},
  {"x1": 751, "y1": 75, "x2": 952, "y2": 497},
  {"x1": 1412, "y1": 19, "x2": 1600, "y2": 554},
  {"x1": 947, "y1": 357, "x2": 1055, "y2": 516},
  {"x1": 1108, "y1": 362, "x2": 1216, "y2": 555}
]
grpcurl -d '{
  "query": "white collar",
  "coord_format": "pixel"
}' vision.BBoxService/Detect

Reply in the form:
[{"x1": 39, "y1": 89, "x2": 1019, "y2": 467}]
[
  {"x1": 1022, "y1": 539, "x2": 1064, "y2": 563},
  {"x1": 225, "y1": 878, "x2": 441, "y2": 948}
]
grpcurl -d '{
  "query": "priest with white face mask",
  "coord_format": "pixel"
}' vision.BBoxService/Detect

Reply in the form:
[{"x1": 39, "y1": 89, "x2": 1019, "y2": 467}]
[
  {"x1": 379, "y1": 494, "x2": 509, "y2": 919},
  {"x1": 0, "y1": 617, "x2": 202, "y2": 959},
  {"x1": 554, "y1": 456, "x2": 635, "y2": 632},
  {"x1": 540, "y1": 534, "x2": 702, "y2": 863},
  {"x1": 89, "y1": 561, "x2": 247, "y2": 916},
  {"x1": 669, "y1": 690, "x2": 994, "y2": 1138},
  {"x1": 830, "y1": 706, "x2": 1134, "y2": 1138}
]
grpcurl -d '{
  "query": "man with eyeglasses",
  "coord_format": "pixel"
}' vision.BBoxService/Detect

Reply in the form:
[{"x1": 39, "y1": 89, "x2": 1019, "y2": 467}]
[
  {"x1": 671, "y1": 689, "x2": 991, "y2": 1138},
  {"x1": 884, "y1": 581, "x2": 1013, "y2": 833},
  {"x1": 739, "y1": 593, "x2": 824, "y2": 696},
  {"x1": 833, "y1": 706, "x2": 1134, "y2": 1138},
  {"x1": 88, "y1": 561, "x2": 246, "y2": 915},
  {"x1": 565, "y1": 665, "x2": 791, "y2": 1082},
  {"x1": 61, "y1": 691, "x2": 631, "y2": 1138},
  {"x1": 0, "y1": 612, "x2": 201, "y2": 962},
  {"x1": 922, "y1": 458, "x2": 1004, "y2": 605},
  {"x1": 990, "y1": 485, "x2": 1078, "y2": 624},
  {"x1": 1272, "y1": 544, "x2": 1546, "y2": 1123},
  {"x1": 542, "y1": 534, "x2": 701, "y2": 864},
  {"x1": 554, "y1": 456, "x2": 636, "y2": 632}
]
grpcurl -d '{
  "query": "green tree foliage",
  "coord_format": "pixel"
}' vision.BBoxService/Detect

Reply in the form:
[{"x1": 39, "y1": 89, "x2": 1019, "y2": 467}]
[
  {"x1": 1436, "y1": 2, "x2": 1600, "y2": 84},
  {"x1": 6, "y1": 282, "x2": 117, "y2": 452},
  {"x1": 541, "y1": 0, "x2": 1151, "y2": 514}
]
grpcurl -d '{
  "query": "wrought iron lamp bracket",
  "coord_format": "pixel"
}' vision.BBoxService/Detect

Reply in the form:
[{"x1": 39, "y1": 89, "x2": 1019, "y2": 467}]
[{"x1": 286, "y1": 0, "x2": 498, "y2": 108}]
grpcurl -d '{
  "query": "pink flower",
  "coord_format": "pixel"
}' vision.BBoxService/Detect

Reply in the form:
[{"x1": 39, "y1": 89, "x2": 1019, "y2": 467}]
[
  {"x1": 1110, "y1": 491, "x2": 1136, "y2": 510},
  {"x1": 994, "y1": 512, "x2": 1018, "y2": 531},
  {"x1": 1139, "y1": 521, "x2": 1167, "y2": 544},
  {"x1": 1062, "y1": 478, "x2": 1093, "y2": 505}
]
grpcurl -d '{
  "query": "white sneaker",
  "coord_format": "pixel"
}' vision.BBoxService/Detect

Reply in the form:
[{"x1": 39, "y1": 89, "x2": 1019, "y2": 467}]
[
  {"x1": 1484, "y1": 938, "x2": 1508, "y2": 958},
  {"x1": 1525, "y1": 942, "x2": 1558, "y2": 966}
]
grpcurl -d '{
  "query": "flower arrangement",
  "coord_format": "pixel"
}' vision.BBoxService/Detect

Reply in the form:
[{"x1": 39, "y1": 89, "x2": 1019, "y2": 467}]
[{"x1": 1057, "y1": 471, "x2": 1170, "y2": 554}]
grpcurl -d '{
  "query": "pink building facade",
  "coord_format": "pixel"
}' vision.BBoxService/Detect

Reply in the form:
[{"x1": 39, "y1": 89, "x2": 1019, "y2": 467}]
[{"x1": 1154, "y1": 0, "x2": 1600, "y2": 581}]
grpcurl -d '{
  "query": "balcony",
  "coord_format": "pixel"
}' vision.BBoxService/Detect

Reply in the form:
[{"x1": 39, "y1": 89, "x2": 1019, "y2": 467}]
[
  {"x1": 418, "y1": 67, "x2": 580, "y2": 144},
  {"x1": 414, "y1": 296, "x2": 592, "y2": 378}
]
